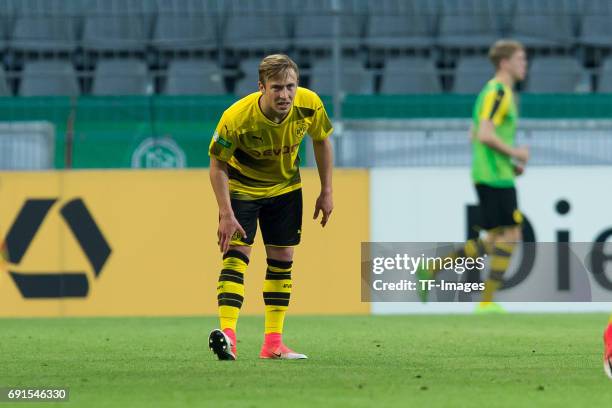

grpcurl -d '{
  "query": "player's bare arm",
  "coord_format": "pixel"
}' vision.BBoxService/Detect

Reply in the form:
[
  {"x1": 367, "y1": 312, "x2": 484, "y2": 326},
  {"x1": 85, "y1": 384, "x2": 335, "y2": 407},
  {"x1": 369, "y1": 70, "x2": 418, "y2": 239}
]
[
  {"x1": 477, "y1": 119, "x2": 529, "y2": 164},
  {"x1": 312, "y1": 138, "x2": 334, "y2": 227},
  {"x1": 209, "y1": 156, "x2": 246, "y2": 253}
]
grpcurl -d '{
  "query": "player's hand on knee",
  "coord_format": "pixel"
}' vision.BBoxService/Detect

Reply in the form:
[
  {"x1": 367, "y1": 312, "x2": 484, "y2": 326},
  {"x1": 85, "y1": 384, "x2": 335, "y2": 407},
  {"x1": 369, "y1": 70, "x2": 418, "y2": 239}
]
[
  {"x1": 313, "y1": 192, "x2": 333, "y2": 227},
  {"x1": 218, "y1": 214, "x2": 246, "y2": 253}
]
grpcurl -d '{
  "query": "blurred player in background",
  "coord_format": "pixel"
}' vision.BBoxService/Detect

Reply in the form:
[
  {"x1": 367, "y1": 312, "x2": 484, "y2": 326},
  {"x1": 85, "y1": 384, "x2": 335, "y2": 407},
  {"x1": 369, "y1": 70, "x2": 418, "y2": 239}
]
[
  {"x1": 418, "y1": 40, "x2": 529, "y2": 313},
  {"x1": 207, "y1": 54, "x2": 334, "y2": 360}
]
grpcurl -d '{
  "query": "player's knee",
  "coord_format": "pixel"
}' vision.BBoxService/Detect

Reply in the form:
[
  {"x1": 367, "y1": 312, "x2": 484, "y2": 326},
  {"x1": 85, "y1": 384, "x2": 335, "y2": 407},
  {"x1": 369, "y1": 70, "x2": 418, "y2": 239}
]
[
  {"x1": 496, "y1": 226, "x2": 521, "y2": 243},
  {"x1": 513, "y1": 226, "x2": 523, "y2": 242},
  {"x1": 506, "y1": 226, "x2": 522, "y2": 242},
  {"x1": 265, "y1": 246, "x2": 294, "y2": 262}
]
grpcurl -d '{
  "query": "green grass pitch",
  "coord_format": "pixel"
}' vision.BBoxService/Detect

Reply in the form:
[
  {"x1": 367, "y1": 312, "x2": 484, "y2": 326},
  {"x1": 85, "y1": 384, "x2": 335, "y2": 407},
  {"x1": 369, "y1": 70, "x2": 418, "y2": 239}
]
[{"x1": 1, "y1": 313, "x2": 611, "y2": 407}]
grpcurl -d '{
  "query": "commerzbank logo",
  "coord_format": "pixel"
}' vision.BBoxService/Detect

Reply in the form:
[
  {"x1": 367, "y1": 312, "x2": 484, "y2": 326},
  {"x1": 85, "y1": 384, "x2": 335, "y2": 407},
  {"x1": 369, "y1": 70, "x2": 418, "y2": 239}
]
[
  {"x1": 3, "y1": 198, "x2": 112, "y2": 299},
  {"x1": 131, "y1": 136, "x2": 186, "y2": 168}
]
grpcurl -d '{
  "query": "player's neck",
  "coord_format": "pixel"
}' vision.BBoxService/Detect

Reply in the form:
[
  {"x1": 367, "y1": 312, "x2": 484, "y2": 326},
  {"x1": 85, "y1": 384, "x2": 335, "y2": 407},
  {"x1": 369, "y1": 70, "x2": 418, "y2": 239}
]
[
  {"x1": 494, "y1": 71, "x2": 515, "y2": 89},
  {"x1": 258, "y1": 97, "x2": 289, "y2": 124}
]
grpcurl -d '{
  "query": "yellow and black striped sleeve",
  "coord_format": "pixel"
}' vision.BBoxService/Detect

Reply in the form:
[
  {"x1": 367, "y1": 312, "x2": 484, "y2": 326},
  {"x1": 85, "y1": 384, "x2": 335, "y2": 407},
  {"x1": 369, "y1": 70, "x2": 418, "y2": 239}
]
[
  {"x1": 208, "y1": 112, "x2": 238, "y2": 162},
  {"x1": 479, "y1": 86, "x2": 510, "y2": 126},
  {"x1": 307, "y1": 97, "x2": 333, "y2": 141}
]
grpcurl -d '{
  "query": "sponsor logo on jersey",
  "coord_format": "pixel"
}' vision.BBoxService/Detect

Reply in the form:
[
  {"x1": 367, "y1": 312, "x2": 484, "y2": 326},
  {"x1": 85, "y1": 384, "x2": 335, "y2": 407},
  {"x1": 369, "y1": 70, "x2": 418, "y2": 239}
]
[
  {"x1": 213, "y1": 131, "x2": 233, "y2": 148},
  {"x1": 249, "y1": 142, "x2": 300, "y2": 157}
]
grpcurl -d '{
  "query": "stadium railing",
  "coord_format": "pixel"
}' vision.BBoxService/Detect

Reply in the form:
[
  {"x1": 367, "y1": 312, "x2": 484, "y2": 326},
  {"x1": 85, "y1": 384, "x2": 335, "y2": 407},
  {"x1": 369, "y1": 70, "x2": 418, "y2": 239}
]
[
  {"x1": 1, "y1": 0, "x2": 612, "y2": 169},
  {"x1": 2, "y1": 94, "x2": 612, "y2": 169}
]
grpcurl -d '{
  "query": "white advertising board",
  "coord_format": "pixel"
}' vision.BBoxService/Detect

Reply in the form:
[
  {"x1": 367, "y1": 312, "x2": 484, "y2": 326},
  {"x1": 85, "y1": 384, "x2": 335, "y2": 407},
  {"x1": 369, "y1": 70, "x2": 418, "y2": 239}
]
[{"x1": 370, "y1": 167, "x2": 612, "y2": 314}]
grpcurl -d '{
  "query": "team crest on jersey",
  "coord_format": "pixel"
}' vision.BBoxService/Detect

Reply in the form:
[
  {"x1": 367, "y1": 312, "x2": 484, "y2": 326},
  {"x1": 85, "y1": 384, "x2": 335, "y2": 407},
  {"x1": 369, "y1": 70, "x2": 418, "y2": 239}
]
[{"x1": 295, "y1": 123, "x2": 308, "y2": 139}]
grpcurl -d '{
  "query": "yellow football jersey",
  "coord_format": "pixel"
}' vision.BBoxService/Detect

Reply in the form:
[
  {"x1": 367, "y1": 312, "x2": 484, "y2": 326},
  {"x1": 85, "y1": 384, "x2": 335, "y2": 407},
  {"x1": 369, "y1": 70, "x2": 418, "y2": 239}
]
[{"x1": 209, "y1": 87, "x2": 333, "y2": 199}]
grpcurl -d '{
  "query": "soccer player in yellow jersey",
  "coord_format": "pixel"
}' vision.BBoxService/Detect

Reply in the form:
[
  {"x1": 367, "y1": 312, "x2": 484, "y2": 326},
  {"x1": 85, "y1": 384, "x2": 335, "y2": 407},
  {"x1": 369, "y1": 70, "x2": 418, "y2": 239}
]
[
  {"x1": 418, "y1": 40, "x2": 529, "y2": 313},
  {"x1": 207, "y1": 55, "x2": 334, "y2": 360}
]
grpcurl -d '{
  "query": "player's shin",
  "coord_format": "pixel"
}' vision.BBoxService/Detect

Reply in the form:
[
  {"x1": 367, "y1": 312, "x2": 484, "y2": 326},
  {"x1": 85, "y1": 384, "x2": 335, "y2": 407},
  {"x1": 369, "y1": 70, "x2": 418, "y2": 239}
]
[
  {"x1": 481, "y1": 241, "x2": 515, "y2": 303},
  {"x1": 217, "y1": 249, "x2": 249, "y2": 344},
  {"x1": 263, "y1": 258, "x2": 292, "y2": 343}
]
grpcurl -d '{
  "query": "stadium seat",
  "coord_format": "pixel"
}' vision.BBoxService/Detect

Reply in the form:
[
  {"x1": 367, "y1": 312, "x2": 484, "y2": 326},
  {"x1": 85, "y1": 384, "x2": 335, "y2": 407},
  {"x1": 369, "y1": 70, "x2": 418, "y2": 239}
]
[
  {"x1": 452, "y1": 56, "x2": 494, "y2": 93},
  {"x1": 153, "y1": 16, "x2": 217, "y2": 52},
  {"x1": 365, "y1": 0, "x2": 437, "y2": 51},
  {"x1": 164, "y1": 59, "x2": 225, "y2": 95},
  {"x1": 222, "y1": 0, "x2": 290, "y2": 52},
  {"x1": 0, "y1": 0, "x2": 14, "y2": 51},
  {"x1": 380, "y1": 57, "x2": 441, "y2": 94},
  {"x1": 309, "y1": 57, "x2": 374, "y2": 95},
  {"x1": 82, "y1": 0, "x2": 156, "y2": 53},
  {"x1": 0, "y1": 65, "x2": 11, "y2": 96},
  {"x1": 234, "y1": 57, "x2": 262, "y2": 96},
  {"x1": 11, "y1": 15, "x2": 79, "y2": 53},
  {"x1": 505, "y1": 0, "x2": 576, "y2": 48},
  {"x1": 153, "y1": 0, "x2": 219, "y2": 52},
  {"x1": 19, "y1": 60, "x2": 79, "y2": 96},
  {"x1": 437, "y1": 0, "x2": 502, "y2": 49},
  {"x1": 92, "y1": 59, "x2": 149, "y2": 95},
  {"x1": 525, "y1": 57, "x2": 585, "y2": 93},
  {"x1": 579, "y1": 0, "x2": 612, "y2": 48},
  {"x1": 292, "y1": 0, "x2": 366, "y2": 52},
  {"x1": 10, "y1": 0, "x2": 82, "y2": 53},
  {"x1": 597, "y1": 57, "x2": 612, "y2": 93}
]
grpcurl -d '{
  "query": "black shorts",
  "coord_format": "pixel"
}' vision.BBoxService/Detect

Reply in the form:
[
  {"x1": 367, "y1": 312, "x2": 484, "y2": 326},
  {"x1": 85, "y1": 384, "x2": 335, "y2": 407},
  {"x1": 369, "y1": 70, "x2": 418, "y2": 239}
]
[
  {"x1": 475, "y1": 184, "x2": 522, "y2": 231},
  {"x1": 230, "y1": 188, "x2": 302, "y2": 247}
]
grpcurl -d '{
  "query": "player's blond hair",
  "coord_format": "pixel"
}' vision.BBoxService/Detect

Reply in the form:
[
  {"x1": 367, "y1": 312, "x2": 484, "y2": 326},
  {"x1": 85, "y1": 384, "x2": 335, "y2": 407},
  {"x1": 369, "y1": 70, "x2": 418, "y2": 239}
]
[
  {"x1": 258, "y1": 54, "x2": 299, "y2": 85},
  {"x1": 489, "y1": 40, "x2": 525, "y2": 70}
]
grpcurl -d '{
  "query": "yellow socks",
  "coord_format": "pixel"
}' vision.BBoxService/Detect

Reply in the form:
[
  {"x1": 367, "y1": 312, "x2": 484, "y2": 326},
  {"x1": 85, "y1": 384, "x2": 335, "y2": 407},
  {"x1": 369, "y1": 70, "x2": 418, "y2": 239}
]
[
  {"x1": 263, "y1": 259, "x2": 292, "y2": 334},
  {"x1": 217, "y1": 250, "x2": 249, "y2": 332},
  {"x1": 481, "y1": 241, "x2": 515, "y2": 303}
]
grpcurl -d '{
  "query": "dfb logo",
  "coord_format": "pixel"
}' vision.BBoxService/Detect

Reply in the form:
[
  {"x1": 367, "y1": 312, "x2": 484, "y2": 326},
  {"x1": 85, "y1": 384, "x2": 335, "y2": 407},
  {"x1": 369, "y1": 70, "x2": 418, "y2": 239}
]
[{"x1": 4, "y1": 198, "x2": 112, "y2": 299}]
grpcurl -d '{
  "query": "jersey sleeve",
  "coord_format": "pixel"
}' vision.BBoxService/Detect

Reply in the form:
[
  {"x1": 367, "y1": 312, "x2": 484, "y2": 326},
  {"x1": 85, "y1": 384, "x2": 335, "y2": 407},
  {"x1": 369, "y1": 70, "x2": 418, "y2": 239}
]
[
  {"x1": 307, "y1": 96, "x2": 334, "y2": 141},
  {"x1": 208, "y1": 112, "x2": 237, "y2": 162},
  {"x1": 478, "y1": 86, "x2": 510, "y2": 126}
]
